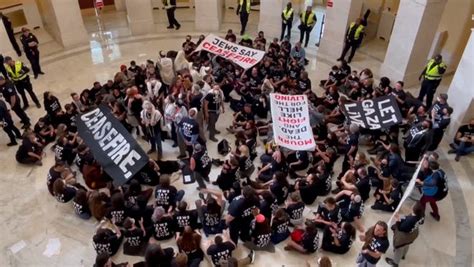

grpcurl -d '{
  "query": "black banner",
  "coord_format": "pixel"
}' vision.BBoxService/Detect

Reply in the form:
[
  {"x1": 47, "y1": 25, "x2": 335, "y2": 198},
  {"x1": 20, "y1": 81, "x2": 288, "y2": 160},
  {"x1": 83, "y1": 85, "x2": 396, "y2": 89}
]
[
  {"x1": 343, "y1": 95, "x2": 402, "y2": 130},
  {"x1": 76, "y1": 105, "x2": 149, "y2": 185}
]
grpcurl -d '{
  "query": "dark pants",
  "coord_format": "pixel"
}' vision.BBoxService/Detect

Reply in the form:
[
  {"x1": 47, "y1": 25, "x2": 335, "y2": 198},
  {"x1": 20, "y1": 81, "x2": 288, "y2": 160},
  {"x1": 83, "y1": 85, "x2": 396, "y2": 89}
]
[
  {"x1": 26, "y1": 50, "x2": 42, "y2": 77},
  {"x1": 340, "y1": 40, "x2": 360, "y2": 62},
  {"x1": 11, "y1": 103, "x2": 30, "y2": 125},
  {"x1": 194, "y1": 169, "x2": 210, "y2": 189},
  {"x1": 281, "y1": 22, "x2": 292, "y2": 40},
  {"x1": 299, "y1": 26, "x2": 313, "y2": 47},
  {"x1": 148, "y1": 125, "x2": 163, "y2": 158},
  {"x1": 2, "y1": 119, "x2": 21, "y2": 143},
  {"x1": 420, "y1": 195, "x2": 439, "y2": 217},
  {"x1": 166, "y1": 7, "x2": 180, "y2": 28},
  {"x1": 240, "y1": 12, "x2": 249, "y2": 35},
  {"x1": 8, "y1": 32, "x2": 22, "y2": 56},
  {"x1": 418, "y1": 79, "x2": 441, "y2": 109},
  {"x1": 428, "y1": 128, "x2": 444, "y2": 151},
  {"x1": 404, "y1": 146, "x2": 422, "y2": 163},
  {"x1": 14, "y1": 77, "x2": 40, "y2": 107},
  {"x1": 208, "y1": 111, "x2": 219, "y2": 139}
]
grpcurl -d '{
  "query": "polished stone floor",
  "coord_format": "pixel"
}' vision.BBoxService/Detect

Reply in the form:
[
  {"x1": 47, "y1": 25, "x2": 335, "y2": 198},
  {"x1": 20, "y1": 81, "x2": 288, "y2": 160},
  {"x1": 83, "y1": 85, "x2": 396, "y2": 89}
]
[{"x1": 0, "y1": 7, "x2": 473, "y2": 267}]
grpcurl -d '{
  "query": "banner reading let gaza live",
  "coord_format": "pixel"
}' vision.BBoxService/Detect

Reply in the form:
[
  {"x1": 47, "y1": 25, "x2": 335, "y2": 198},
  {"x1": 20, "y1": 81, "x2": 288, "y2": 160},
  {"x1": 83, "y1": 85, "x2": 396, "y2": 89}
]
[
  {"x1": 195, "y1": 34, "x2": 265, "y2": 69},
  {"x1": 270, "y1": 93, "x2": 316, "y2": 151},
  {"x1": 76, "y1": 105, "x2": 149, "y2": 185}
]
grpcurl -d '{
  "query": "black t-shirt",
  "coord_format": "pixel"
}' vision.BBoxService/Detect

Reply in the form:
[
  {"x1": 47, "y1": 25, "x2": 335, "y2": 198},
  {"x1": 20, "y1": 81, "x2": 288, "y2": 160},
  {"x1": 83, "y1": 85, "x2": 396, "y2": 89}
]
[
  {"x1": 335, "y1": 228, "x2": 352, "y2": 253},
  {"x1": 153, "y1": 216, "x2": 175, "y2": 240},
  {"x1": 455, "y1": 125, "x2": 474, "y2": 147},
  {"x1": 155, "y1": 186, "x2": 178, "y2": 209},
  {"x1": 16, "y1": 138, "x2": 35, "y2": 160},
  {"x1": 259, "y1": 198, "x2": 278, "y2": 219},
  {"x1": 297, "y1": 78, "x2": 311, "y2": 92},
  {"x1": 288, "y1": 65, "x2": 301, "y2": 80},
  {"x1": 93, "y1": 229, "x2": 118, "y2": 255},
  {"x1": 124, "y1": 228, "x2": 145, "y2": 247},
  {"x1": 346, "y1": 133, "x2": 359, "y2": 154},
  {"x1": 285, "y1": 202, "x2": 304, "y2": 221},
  {"x1": 54, "y1": 142, "x2": 75, "y2": 162},
  {"x1": 190, "y1": 93, "x2": 203, "y2": 111},
  {"x1": 398, "y1": 215, "x2": 424, "y2": 233},
  {"x1": 1, "y1": 82, "x2": 19, "y2": 106},
  {"x1": 73, "y1": 199, "x2": 91, "y2": 217},
  {"x1": 299, "y1": 180, "x2": 319, "y2": 205},
  {"x1": 296, "y1": 151, "x2": 309, "y2": 166},
  {"x1": 105, "y1": 208, "x2": 127, "y2": 225},
  {"x1": 272, "y1": 218, "x2": 290, "y2": 235},
  {"x1": 55, "y1": 186, "x2": 77, "y2": 203},
  {"x1": 204, "y1": 93, "x2": 220, "y2": 111},
  {"x1": 363, "y1": 236, "x2": 389, "y2": 264},
  {"x1": 343, "y1": 201, "x2": 364, "y2": 221},
  {"x1": 248, "y1": 74, "x2": 262, "y2": 89},
  {"x1": 270, "y1": 181, "x2": 289, "y2": 205},
  {"x1": 389, "y1": 188, "x2": 402, "y2": 207},
  {"x1": 180, "y1": 117, "x2": 200, "y2": 142},
  {"x1": 270, "y1": 68, "x2": 284, "y2": 82},
  {"x1": 302, "y1": 232, "x2": 319, "y2": 253},
  {"x1": 173, "y1": 210, "x2": 199, "y2": 232},
  {"x1": 47, "y1": 167, "x2": 62, "y2": 195},
  {"x1": 317, "y1": 205, "x2": 342, "y2": 224},
  {"x1": 355, "y1": 177, "x2": 371, "y2": 202},
  {"x1": 193, "y1": 149, "x2": 211, "y2": 173},
  {"x1": 252, "y1": 228, "x2": 271, "y2": 248},
  {"x1": 228, "y1": 195, "x2": 258, "y2": 222},
  {"x1": 207, "y1": 241, "x2": 236, "y2": 266},
  {"x1": 202, "y1": 205, "x2": 222, "y2": 228}
]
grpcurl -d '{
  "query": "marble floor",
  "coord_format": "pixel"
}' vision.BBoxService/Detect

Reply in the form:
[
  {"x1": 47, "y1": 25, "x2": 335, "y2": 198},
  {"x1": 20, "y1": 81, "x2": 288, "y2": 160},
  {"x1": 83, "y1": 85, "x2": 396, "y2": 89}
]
[{"x1": 1, "y1": 7, "x2": 473, "y2": 267}]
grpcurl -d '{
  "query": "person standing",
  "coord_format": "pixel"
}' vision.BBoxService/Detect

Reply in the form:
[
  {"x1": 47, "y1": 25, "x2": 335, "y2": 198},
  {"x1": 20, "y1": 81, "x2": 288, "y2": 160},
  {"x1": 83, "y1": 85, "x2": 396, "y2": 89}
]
[
  {"x1": 0, "y1": 98, "x2": 22, "y2": 146},
  {"x1": 356, "y1": 221, "x2": 389, "y2": 267},
  {"x1": 3, "y1": 56, "x2": 41, "y2": 109},
  {"x1": 20, "y1": 28, "x2": 44, "y2": 79},
  {"x1": 281, "y1": 2, "x2": 294, "y2": 41},
  {"x1": 416, "y1": 160, "x2": 443, "y2": 221},
  {"x1": 190, "y1": 143, "x2": 211, "y2": 190},
  {"x1": 140, "y1": 100, "x2": 163, "y2": 160},
  {"x1": 337, "y1": 18, "x2": 365, "y2": 63},
  {"x1": 0, "y1": 54, "x2": 7, "y2": 78},
  {"x1": 298, "y1": 6, "x2": 317, "y2": 48},
  {"x1": 0, "y1": 12, "x2": 21, "y2": 56},
  {"x1": 385, "y1": 203, "x2": 425, "y2": 267},
  {"x1": 0, "y1": 76, "x2": 30, "y2": 128},
  {"x1": 417, "y1": 54, "x2": 447, "y2": 108},
  {"x1": 203, "y1": 86, "x2": 224, "y2": 142},
  {"x1": 448, "y1": 118, "x2": 474, "y2": 161},
  {"x1": 164, "y1": 0, "x2": 181, "y2": 30},
  {"x1": 237, "y1": 0, "x2": 251, "y2": 35}
]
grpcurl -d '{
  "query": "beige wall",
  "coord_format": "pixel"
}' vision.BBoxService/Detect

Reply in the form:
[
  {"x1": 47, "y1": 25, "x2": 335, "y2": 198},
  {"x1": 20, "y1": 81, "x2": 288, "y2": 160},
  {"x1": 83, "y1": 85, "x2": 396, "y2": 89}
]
[
  {"x1": 437, "y1": 0, "x2": 474, "y2": 73},
  {"x1": 35, "y1": 0, "x2": 61, "y2": 44}
]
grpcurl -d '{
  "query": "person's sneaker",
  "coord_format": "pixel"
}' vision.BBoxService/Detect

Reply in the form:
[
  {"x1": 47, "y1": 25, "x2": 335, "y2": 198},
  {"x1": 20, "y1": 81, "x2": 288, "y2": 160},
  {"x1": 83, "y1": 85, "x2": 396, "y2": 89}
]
[
  {"x1": 447, "y1": 149, "x2": 456, "y2": 154},
  {"x1": 209, "y1": 137, "x2": 218, "y2": 142},
  {"x1": 455, "y1": 155, "x2": 460, "y2": 162},
  {"x1": 248, "y1": 250, "x2": 255, "y2": 263},
  {"x1": 167, "y1": 25, "x2": 174, "y2": 29},
  {"x1": 336, "y1": 58, "x2": 342, "y2": 61},
  {"x1": 385, "y1": 257, "x2": 398, "y2": 267},
  {"x1": 39, "y1": 71, "x2": 45, "y2": 75},
  {"x1": 34, "y1": 75, "x2": 38, "y2": 79},
  {"x1": 7, "y1": 142, "x2": 17, "y2": 146},
  {"x1": 147, "y1": 149, "x2": 156, "y2": 154},
  {"x1": 176, "y1": 25, "x2": 181, "y2": 30},
  {"x1": 215, "y1": 130, "x2": 221, "y2": 134},
  {"x1": 430, "y1": 212, "x2": 440, "y2": 221}
]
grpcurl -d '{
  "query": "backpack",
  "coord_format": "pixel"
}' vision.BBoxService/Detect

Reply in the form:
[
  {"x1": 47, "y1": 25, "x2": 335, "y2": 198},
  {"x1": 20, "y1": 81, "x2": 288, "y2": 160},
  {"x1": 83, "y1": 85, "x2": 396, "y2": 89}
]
[{"x1": 433, "y1": 169, "x2": 448, "y2": 201}]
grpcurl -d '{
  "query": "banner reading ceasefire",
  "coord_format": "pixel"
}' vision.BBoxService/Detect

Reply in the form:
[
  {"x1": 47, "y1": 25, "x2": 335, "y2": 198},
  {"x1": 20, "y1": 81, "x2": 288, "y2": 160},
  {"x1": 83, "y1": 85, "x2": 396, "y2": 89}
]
[
  {"x1": 76, "y1": 105, "x2": 149, "y2": 185},
  {"x1": 195, "y1": 34, "x2": 265, "y2": 69},
  {"x1": 270, "y1": 93, "x2": 316, "y2": 151}
]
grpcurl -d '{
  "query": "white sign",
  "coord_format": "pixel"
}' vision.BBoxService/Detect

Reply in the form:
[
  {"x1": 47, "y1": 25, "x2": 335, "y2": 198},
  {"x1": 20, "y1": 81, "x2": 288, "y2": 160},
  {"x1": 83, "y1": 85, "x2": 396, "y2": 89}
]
[
  {"x1": 270, "y1": 93, "x2": 316, "y2": 151},
  {"x1": 194, "y1": 34, "x2": 265, "y2": 70}
]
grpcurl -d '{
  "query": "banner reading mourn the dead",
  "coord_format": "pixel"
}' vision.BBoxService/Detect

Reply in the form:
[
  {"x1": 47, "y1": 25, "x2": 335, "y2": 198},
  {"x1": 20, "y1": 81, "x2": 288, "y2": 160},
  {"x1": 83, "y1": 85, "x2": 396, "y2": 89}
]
[
  {"x1": 343, "y1": 95, "x2": 402, "y2": 130},
  {"x1": 76, "y1": 105, "x2": 149, "y2": 185},
  {"x1": 195, "y1": 34, "x2": 265, "y2": 69},
  {"x1": 270, "y1": 93, "x2": 316, "y2": 151}
]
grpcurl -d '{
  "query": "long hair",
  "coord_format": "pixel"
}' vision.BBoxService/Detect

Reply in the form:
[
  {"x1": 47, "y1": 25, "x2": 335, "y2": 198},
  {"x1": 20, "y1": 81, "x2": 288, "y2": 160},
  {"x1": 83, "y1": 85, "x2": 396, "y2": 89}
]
[
  {"x1": 88, "y1": 191, "x2": 107, "y2": 220},
  {"x1": 177, "y1": 226, "x2": 200, "y2": 252}
]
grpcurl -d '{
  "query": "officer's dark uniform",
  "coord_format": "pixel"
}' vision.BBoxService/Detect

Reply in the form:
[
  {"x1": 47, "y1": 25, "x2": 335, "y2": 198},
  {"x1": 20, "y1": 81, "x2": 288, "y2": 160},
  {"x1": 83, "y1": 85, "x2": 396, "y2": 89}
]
[
  {"x1": 0, "y1": 99, "x2": 22, "y2": 145},
  {"x1": 20, "y1": 32, "x2": 43, "y2": 78},
  {"x1": 0, "y1": 77, "x2": 31, "y2": 127},
  {"x1": 0, "y1": 14, "x2": 21, "y2": 56}
]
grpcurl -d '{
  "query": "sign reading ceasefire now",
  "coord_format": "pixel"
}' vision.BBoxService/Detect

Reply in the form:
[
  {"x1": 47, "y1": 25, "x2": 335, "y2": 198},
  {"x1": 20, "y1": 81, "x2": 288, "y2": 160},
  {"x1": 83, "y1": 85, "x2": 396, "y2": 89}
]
[
  {"x1": 270, "y1": 93, "x2": 316, "y2": 151},
  {"x1": 195, "y1": 34, "x2": 265, "y2": 69}
]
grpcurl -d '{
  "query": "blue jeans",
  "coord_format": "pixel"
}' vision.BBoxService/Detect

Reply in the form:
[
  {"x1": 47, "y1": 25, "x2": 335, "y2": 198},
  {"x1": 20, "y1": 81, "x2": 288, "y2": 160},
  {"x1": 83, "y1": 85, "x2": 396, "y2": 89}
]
[{"x1": 453, "y1": 142, "x2": 474, "y2": 156}]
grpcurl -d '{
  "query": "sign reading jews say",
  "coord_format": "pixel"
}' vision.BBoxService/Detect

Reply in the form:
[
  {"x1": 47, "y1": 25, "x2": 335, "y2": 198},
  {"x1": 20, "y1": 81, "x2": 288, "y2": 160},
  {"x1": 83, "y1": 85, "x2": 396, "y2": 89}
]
[
  {"x1": 76, "y1": 105, "x2": 149, "y2": 185},
  {"x1": 343, "y1": 95, "x2": 403, "y2": 130},
  {"x1": 195, "y1": 34, "x2": 265, "y2": 70},
  {"x1": 270, "y1": 93, "x2": 316, "y2": 151}
]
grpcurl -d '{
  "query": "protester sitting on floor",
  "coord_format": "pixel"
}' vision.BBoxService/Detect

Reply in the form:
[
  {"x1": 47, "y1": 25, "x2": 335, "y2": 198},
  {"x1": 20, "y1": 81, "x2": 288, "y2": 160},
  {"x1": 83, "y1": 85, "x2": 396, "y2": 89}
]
[
  {"x1": 284, "y1": 221, "x2": 319, "y2": 254},
  {"x1": 321, "y1": 222, "x2": 356, "y2": 254}
]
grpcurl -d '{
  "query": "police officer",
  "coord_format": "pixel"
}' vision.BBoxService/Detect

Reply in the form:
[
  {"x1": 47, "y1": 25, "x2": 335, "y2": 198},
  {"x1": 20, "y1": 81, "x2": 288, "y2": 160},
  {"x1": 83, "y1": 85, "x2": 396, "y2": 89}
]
[
  {"x1": 417, "y1": 54, "x2": 447, "y2": 108},
  {"x1": 0, "y1": 76, "x2": 31, "y2": 128},
  {"x1": 298, "y1": 6, "x2": 316, "y2": 48},
  {"x1": 190, "y1": 143, "x2": 211, "y2": 190},
  {"x1": 3, "y1": 56, "x2": 41, "y2": 109},
  {"x1": 237, "y1": 0, "x2": 251, "y2": 35},
  {"x1": 0, "y1": 12, "x2": 21, "y2": 56},
  {"x1": 164, "y1": 0, "x2": 181, "y2": 30},
  {"x1": 281, "y1": 2, "x2": 294, "y2": 41},
  {"x1": 0, "y1": 98, "x2": 22, "y2": 146},
  {"x1": 337, "y1": 18, "x2": 365, "y2": 63},
  {"x1": 20, "y1": 27, "x2": 44, "y2": 79},
  {"x1": 0, "y1": 54, "x2": 7, "y2": 78}
]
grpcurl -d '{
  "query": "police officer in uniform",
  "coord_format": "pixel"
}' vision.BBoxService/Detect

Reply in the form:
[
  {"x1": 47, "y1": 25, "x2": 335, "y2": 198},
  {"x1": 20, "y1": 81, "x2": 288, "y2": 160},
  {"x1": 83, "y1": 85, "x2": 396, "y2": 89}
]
[
  {"x1": 0, "y1": 12, "x2": 21, "y2": 56},
  {"x1": 0, "y1": 76, "x2": 31, "y2": 128},
  {"x1": 0, "y1": 98, "x2": 22, "y2": 146},
  {"x1": 237, "y1": 0, "x2": 251, "y2": 35},
  {"x1": 417, "y1": 54, "x2": 447, "y2": 108},
  {"x1": 164, "y1": 0, "x2": 181, "y2": 30},
  {"x1": 281, "y1": 2, "x2": 294, "y2": 41},
  {"x1": 190, "y1": 143, "x2": 211, "y2": 190},
  {"x1": 3, "y1": 56, "x2": 41, "y2": 109},
  {"x1": 298, "y1": 6, "x2": 317, "y2": 48},
  {"x1": 337, "y1": 18, "x2": 365, "y2": 63},
  {"x1": 20, "y1": 27, "x2": 44, "y2": 79}
]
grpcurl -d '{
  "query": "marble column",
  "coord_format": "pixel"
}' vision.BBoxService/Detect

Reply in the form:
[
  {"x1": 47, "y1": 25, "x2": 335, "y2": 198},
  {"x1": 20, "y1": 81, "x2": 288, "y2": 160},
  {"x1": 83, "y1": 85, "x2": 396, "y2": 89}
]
[
  {"x1": 22, "y1": 0, "x2": 43, "y2": 29},
  {"x1": 317, "y1": 0, "x2": 363, "y2": 60},
  {"x1": 38, "y1": 0, "x2": 88, "y2": 48},
  {"x1": 380, "y1": 0, "x2": 447, "y2": 87},
  {"x1": 115, "y1": 0, "x2": 127, "y2": 11},
  {"x1": 195, "y1": 0, "x2": 223, "y2": 32},
  {"x1": 125, "y1": 0, "x2": 155, "y2": 35},
  {"x1": 446, "y1": 30, "x2": 474, "y2": 137},
  {"x1": 258, "y1": 0, "x2": 285, "y2": 39}
]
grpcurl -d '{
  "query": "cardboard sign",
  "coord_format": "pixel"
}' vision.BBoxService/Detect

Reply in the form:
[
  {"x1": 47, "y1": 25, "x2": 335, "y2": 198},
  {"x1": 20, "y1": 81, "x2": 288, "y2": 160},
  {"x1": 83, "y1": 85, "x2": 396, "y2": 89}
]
[
  {"x1": 76, "y1": 105, "x2": 149, "y2": 185},
  {"x1": 270, "y1": 93, "x2": 316, "y2": 151},
  {"x1": 195, "y1": 34, "x2": 265, "y2": 70},
  {"x1": 343, "y1": 95, "x2": 402, "y2": 130}
]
